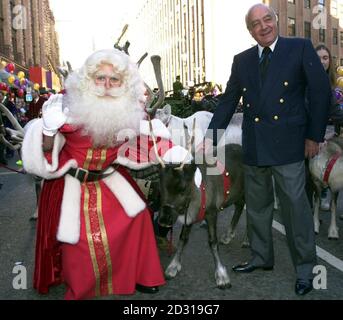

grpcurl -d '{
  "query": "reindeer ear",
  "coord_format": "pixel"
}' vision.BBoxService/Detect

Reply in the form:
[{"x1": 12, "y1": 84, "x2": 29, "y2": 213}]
[
  {"x1": 164, "y1": 104, "x2": 171, "y2": 115},
  {"x1": 66, "y1": 61, "x2": 73, "y2": 73}
]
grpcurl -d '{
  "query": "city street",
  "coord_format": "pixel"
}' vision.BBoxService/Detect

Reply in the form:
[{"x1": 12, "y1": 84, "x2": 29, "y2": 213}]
[{"x1": 0, "y1": 154, "x2": 342, "y2": 301}]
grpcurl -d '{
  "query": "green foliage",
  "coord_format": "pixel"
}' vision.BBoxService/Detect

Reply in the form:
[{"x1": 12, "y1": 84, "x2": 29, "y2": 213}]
[{"x1": 163, "y1": 97, "x2": 193, "y2": 118}]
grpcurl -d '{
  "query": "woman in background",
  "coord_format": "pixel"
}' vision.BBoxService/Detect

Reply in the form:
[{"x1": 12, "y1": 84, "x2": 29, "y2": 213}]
[{"x1": 315, "y1": 45, "x2": 337, "y2": 211}]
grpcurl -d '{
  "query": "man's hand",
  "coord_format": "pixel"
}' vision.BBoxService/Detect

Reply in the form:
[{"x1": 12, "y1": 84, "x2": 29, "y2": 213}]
[
  {"x1": 305, "y1": 139, "x2": 319, "y2": 159},
  {"x1": 42, "y1": 94, "x2": 68, "y2": 136}
]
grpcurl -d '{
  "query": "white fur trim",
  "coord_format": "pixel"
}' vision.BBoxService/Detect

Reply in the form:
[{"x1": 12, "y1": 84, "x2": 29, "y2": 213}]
[
  {"x1": 57, "y1": 174, "x2": 81, "y2": 244},
  {"x1": 162, "y1": 145, "x2": 192, "y2": 164},
  {"x1": 194, "y1": 168, "x2": 202, "y2": 189},
  {"x1": 21, "y1": 119, "x2": 78, "y2": 179},
  {"x1": 103, "y1": 171, "x2": 146, "y2": 217},
  {"x1": 140, "y1": 119, "x2": 171, "y2": 140}
]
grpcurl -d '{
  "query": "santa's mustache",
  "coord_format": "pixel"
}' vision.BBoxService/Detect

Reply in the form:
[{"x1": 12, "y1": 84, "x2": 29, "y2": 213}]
[{"x1": 89, "y1": 84, "x2": 125, "y2": 97}]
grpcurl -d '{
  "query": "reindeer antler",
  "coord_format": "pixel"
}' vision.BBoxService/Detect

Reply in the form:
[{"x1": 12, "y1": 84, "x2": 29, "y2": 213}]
[
  {"x1": 58, "y1": 61, "x2": 73, "y2": 80},
  {"x1": 0, "y1": 104, "x2": 23, "y2": 151},
  {"x1": 146, "y1": 55, "x2": 165, "y2": 117},
  {"x1": 176, "y1": 118, "x2": 196, "y2": 171},
  {"x1": 0, "y1": 103, "x2": 24, "y2": 149},
  {"x1": 137, "y1": 52, "x2": 148, "y2": 68},
  {"x1": 114, "y1": 24, "x2": 129, "y2": 49},
  {"x1": 0, "y1": 103, "x2": 24, "y2": 133},
  {"x1": 148, "y1": 116, "x2": 166, "y2": 168}
]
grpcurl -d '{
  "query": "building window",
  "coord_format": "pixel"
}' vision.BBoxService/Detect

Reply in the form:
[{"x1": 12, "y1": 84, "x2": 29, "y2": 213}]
[
  {"x1": 304, "y1": 0, "x2": 311, "y2": 8},
  {"x1": 304, "y1": 21, "x2": 311, "y2": 38},
  {"x1": 288, "y1": 17, "x2": 296, "y2": 36},
  {"x1": 319, "y1": 28, "x2": 325, "y2": 42},
  {"x1": 340, "y1": 31, "x2": 343, "y2": 47},
  {"x1": 331, "y1": 0, "x2": 338, "y2": 16},
  {"x1": 333, "y1": 28, "x2": 338, "y2": 45},
  {"x1": 288, "y1": 0, "x2": 296, "y2": 3},
  {"x1": 318, "y1": 0, "x2": 325, "y2": 10},
  {"x1": 340, "y1": 58, "x2": 343, "y2": 67}
]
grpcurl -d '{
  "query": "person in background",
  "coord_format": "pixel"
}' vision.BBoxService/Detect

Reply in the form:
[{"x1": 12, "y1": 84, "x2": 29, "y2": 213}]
[
  {"x1": 173, "y1": 75, "x2": 184, "y2": 99},
  {"x1": 26, "y1": 89, "x2": 46, "y2": 121},
  {"x1": 314, "y1": 45, "x2": 337, "y2": 211}
]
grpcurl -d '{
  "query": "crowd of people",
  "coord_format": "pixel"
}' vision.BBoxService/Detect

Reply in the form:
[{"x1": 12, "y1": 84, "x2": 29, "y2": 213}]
[
  {"x1": 1, "y1": 2, "x2": 342, "y2": 300},
  {"x1": 0, "y1": 88, "x2": 52, "y2": 165}
]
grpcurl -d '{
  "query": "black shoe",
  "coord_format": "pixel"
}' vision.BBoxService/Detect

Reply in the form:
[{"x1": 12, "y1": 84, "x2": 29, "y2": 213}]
[
  {"x1": 295, "y1": 279, "x2": 313, "y2": 296},
  {"x1": 136, "y1": 284, "x2": 159, "y2": 294},
  {"x1": 232, "y1": 262, "x2": 274, "y2": 273}
]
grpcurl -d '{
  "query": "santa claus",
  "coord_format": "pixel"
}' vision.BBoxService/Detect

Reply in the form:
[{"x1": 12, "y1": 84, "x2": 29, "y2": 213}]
[{"x1": 21, "y1": 49, "x2": 189, "y2": 300}]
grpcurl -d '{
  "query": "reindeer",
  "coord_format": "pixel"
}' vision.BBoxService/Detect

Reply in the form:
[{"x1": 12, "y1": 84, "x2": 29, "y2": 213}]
[
  {"x1": 155, "y1": 103, "x2": 283, "y2": 246},
  {"x1": 309, "y1": 136, "x2": 343, "y2": 239},
  {"x1": 150, "y1": 119, "x2": 245, "y2": 288},
  {"x1": 155, "y1": 104, "x2": 242, "y2": 148}
]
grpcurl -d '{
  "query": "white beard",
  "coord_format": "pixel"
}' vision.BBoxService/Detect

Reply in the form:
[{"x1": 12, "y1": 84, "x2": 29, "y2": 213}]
[{"x1": 65, "y1": 88, "x2": 146, "y2": 148}]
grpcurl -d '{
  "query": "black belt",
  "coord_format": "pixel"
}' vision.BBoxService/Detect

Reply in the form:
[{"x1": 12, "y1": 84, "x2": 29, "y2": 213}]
[{"x1": 67, "y1": 165, "x2": 118, "y2": 183}]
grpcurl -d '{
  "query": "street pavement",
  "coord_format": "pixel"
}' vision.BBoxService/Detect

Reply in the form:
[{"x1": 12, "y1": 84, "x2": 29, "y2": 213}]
[{"x1": 0, "y1": 154, "x2": 342, "y2": 301}]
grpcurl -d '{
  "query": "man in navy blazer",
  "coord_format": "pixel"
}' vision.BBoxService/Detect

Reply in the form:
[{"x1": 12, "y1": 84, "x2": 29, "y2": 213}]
[{"x1": 206, "y1": 4, "x2": 331, "y2": 296}]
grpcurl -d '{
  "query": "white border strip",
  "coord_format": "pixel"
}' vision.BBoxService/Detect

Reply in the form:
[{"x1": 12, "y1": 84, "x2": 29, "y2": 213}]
[
  {"x1": 272, "y1": 220, "x2": 343, "y2": 273},
  {"x1": 0, "y1": 172, "x2": 18, "y2": 176}
]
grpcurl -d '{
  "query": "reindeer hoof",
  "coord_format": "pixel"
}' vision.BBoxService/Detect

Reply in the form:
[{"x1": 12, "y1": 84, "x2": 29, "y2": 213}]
[
  {"x1": 217, "y1": 282, "x2": 232, "y2": 290},
  {"x1": 328, "y1": 228, "x2": 339, "y2": 239},
  {"x1": 241, "y1": 241, "x2": 250, "y2": 248},
  {"x1": 220, "y1": 236, "x2": 233, "y2": 245},
  {"x1": 165, "y1": 261, "x2": 181, "y2": 279},
  {"x1": 215, "y1": 267, "x2": 231, "y2": 289}
]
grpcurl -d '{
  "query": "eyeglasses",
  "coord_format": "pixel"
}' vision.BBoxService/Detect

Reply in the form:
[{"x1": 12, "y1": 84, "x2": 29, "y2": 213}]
[{"x1": 94, "y1": 75, "x2": 122, "y2": 86}]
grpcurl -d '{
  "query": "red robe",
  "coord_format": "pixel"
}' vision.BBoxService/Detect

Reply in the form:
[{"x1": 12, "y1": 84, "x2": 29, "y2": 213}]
[{"x1": 34, "y1": 125, "x2": 168, "y2": 299}]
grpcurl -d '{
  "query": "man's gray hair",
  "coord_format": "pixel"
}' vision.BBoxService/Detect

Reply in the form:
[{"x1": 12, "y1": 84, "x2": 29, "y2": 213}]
[{"x1": 245, "y1": 3, "x2": 278, "y2": 30}]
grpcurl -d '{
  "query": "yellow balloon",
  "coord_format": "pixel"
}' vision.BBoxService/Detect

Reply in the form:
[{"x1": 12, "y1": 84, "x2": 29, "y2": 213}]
[
  {"x1": 8, "y1": 75, "x2": 15, "y2": 84},
  {"x1": 17, "y1": 71, "x2": 25, "y2": 79},
  {"x1": 0, "y1": 61, "x2": 6, "y2": 69},
  {"x1": 33, "y1": 83, "x2": 40, "y2": 91},
  {"x1": 336, "y1": 76, "x2": 343, "y2": 88},
  {"x1": 337, "y1": 66, "x2": 343, "y2": 77}
]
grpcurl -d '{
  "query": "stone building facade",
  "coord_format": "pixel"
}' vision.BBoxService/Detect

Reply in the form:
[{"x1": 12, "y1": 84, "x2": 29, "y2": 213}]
[{"x1": 0, "y1": 0, "x2": 60, "y2": 74}]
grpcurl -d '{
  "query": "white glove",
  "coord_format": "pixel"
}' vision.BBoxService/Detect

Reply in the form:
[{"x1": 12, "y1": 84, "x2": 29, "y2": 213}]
[{"x1": 42, "y1": 94, "x2": 68, "y2": 136}]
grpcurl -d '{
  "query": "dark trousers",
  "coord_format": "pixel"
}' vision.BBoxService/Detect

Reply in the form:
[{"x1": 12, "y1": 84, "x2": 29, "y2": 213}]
[
  {"x1": 0, "y1": 143, "x2": 6, "y2": 162},
  {"x1": 244, "y1": 161, "x2": 317, "y2": 280}
]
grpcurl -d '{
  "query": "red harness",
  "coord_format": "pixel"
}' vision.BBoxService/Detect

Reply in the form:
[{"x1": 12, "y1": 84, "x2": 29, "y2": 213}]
[
  {"x1": 323, "y1": 151, "x2": 342, "y2": 184},
  {"x1": 196, "y1": 162, "x2": 231, "y2": 222}
]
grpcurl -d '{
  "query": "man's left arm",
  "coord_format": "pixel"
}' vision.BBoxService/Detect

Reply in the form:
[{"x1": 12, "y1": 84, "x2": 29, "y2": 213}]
[{"x1": 302, "y1": 39, "x2": 331, "y2": 157}]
